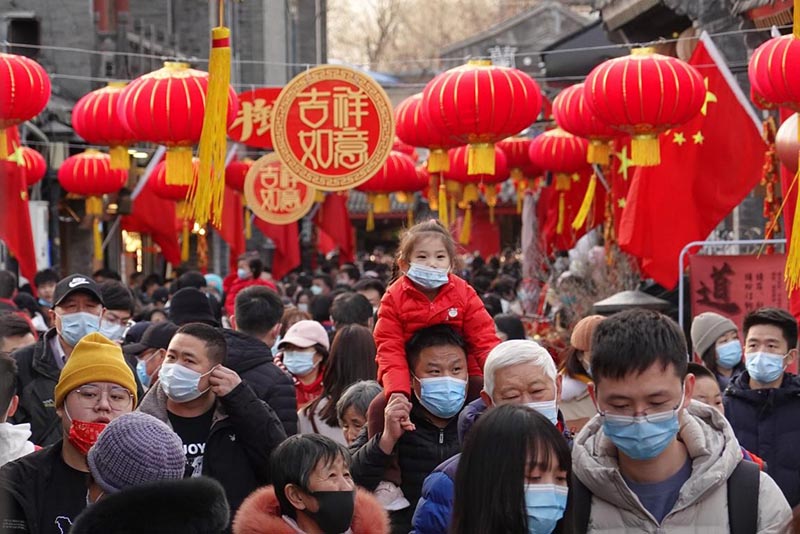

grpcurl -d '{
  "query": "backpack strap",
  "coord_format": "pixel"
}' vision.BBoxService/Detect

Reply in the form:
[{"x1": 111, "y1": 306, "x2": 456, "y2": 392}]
[
  {"x1": 727, "y1": 459, "x2": 760, "y2": 534},
  {"x1": 562, "y1": 472, "x2": 592, "y2": 533}
]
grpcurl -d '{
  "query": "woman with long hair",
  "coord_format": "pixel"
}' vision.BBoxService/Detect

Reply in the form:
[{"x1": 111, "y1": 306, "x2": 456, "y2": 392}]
[
  {"x1": 298, "y1": 324, "x2": 378, "y2": 443},
  {"x1": 451, "y1": 405, "x2": 571, "y2": 534}
]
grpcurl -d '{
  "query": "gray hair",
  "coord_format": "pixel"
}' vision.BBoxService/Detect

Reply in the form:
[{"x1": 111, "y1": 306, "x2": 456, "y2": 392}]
[
  {"x1": 483, "y1": 340, "x2": 557, "y2": 398},
  {"x1": 336, "y1": 380, "x2": 382, "y2": 421}
]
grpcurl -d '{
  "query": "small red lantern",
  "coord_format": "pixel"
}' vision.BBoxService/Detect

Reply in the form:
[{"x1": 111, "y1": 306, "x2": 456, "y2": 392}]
[
  {"x1": 225, "y1": 158, "x2": 253, "y2": 192},
  {"x1": 149, "y1": 158, "x2": 201, "y2": 262},
  {"x1": 58, "y1": 150, "x2": 127, "y2": 260},
  {"x1": 497, "y1": 137, "x2": 541, "y2": 213},
  {"x1": 357, "y1": 151, "x2": 420, "y2": 230},
  {"x1": 19, "y1": 147, "x2": 46, "y2": 187},
  {"x1": 0, "y1": 53, "x2": 51, "y2": 159},
  {"x1": 119, "y1": 62, "x2": 238, "y2": 185},
  {"x1": 553, "y1": 83, "x2": 617, "y2": 164},
  {"x1": 748, "y1": 36, "x2": 800, "y2": 112},
  {"x1": 392, "y1": 137, "x2": 419, "y2": 163},
  {"x1": 584, "y1": 48, "x2": 704, "y2": 166},
  {"x1": 394, "y1": 93, "x2": 458, "y2": 173},
  {"x1": 72, "y1": 82, "x2": 137, "y2": 170},
  {"x1": 423, "y1": 61, "x2": 541, "y2": 175}
]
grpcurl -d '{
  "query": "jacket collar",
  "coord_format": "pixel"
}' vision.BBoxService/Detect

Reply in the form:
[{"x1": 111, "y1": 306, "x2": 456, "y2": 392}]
[
  {"x1": 138, "y1": 379, "x2": 228, "y2": 427},
  {"x1": 32, "y1": 328, "x2": 61, "y2": 381}
]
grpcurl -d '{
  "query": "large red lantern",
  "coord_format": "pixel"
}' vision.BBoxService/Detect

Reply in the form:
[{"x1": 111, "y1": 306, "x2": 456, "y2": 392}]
[
  {"x1": 72, "y1": 82, "x2": 137, "y2": 170},
  {"x1": 553, "y1": 83, "x2": 617, "y2": 164},
  {"x1": 357, "y1": 151, "x2": 420, "y2": 230},
  {"x1": 394, "y1": 93, "x2": 459, "y2": 173},
  {"x1": 0, "y1": 53, "x2": 50, "y2": 158},
  {"x1": 58, "y1": 150, "x2": 127, "y2": 260},
  {"x1": 584, "y1": 48, "x2": 704, "y2": 166},
  {"x1": 446, "y1": 145, "x2": 508, "y2": 239},
  {"x1": 118, "y1": 62, "x2": 238, "y2": 186},
  {"x1": 18, "y1": 147, "x2": 46, "y2": 187},
  {"x1": 748, "y1": 36, "x2": 800, "y2": 112},
  {"x1": 422, "y1": 61, "x2": 541, "y2": 175}
]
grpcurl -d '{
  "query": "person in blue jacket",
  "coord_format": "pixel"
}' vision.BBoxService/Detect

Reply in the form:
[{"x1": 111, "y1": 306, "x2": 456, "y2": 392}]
[{"x1": 411, "y1": 340, "x2": 571, "y2": 534}]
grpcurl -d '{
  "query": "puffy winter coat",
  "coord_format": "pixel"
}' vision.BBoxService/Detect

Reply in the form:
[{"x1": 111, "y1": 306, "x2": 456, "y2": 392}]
[
  {"x1": 571, "y1": 401, "x2": 791, "y2": 533},
  {"x1": 233, "y1": 486, "x2": 389, "y2": 534},
  {"x1": 373, "y1": 274, "x2": 499, "y2": 397},
  {"x1": 223, "y1": 274, "x2": 277, "y2": 316},
  {"x1": 723, "y1": 371, "x2": 800, "y2": 507},
  {"x1": 223, "y1": 329, "x2": 298, "y2": 436}
]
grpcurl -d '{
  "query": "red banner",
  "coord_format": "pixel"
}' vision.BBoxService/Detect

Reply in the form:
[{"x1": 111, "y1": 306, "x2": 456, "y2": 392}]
[
  {"x1": 227, "y1": 87, "x2": 282, "y2": 148},
  {"x1": 689, "y1": 254, "x2": 788, "y2": 328}
]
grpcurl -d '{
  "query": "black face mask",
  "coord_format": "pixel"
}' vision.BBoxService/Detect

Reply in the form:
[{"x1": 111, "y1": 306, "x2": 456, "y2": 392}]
[{"x1": 305, "y1": 489, "x2": 355, "y2": 534}]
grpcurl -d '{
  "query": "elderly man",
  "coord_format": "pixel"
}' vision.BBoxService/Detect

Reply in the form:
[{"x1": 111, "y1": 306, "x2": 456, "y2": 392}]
[{"x1": 411, "y1": 339, "x2": 567, "y2": 534}]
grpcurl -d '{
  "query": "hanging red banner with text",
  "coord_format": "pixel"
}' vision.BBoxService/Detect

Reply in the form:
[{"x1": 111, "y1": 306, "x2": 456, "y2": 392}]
[
  {"x1": 227, "y1": 87, "x2": 282, "y2": 148},
  {"x1": 244, "y1": 153, "x2": 316, "y2": 225},
  {"x1": 271, "y1": 65, "x2": 394, "y2": 191}
]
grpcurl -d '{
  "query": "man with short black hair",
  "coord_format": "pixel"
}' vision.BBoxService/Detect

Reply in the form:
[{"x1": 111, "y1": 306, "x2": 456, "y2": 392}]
[
  {"x1": 0, "y1": 313, "x2": 36, "y2": 354},
  {"x1": 34, "y1": 269, "x2": 59, "y2": 310},
  {"x1": 226, "y1": 286, "x2": 298, "y2": 435},
  {"x1": 566, "y1": 309, "x2": 790, "y2": 532},
  {"x1": 337, "y1": 264, "x2": 361, "y2": 288},
  {"x1": 724, "y1": 307, "x2": 800, "y2": 507},
  {"x1": 354, "y1": 278, "x2": 386, "y2": 312},
  {"x1": 311, "y1": 274, "x2": 334, "y2": 297},
  {"x1": 0, "y1": 271, "x2": 19, "y2": 313},
  {"x1": 138, "y1": 322, "x2": 287, "y2": 520},
  {"x1": 98, "y1": 281, "x2": 134, "y2": 343},
  {"x1": 331, "y1": 293, "x2": 373, "y2": 329},
  {"x1": 92, "y1": 269, "x2": 121, "y2": 283}
]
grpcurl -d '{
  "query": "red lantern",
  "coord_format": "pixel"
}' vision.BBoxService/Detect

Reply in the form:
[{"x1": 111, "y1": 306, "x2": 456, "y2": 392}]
[
  {"x1": 225, "y1": 158, "x2": 253, "y2": 192},
  {"x1": 149, "y1": 157, "x2": 201, "y2": 262},
  {"x1": 357, "y1": 151, "x2": 420, "y2": 230},
  {"x1": 72, "y1": 82, "x2": 138, "y2": 170},
  {"x1": 0, "y1": 53, "x2": 50, "y2": 158},
  {"x1": 422, "y1": 61, "x2": 541, "y2": 175},
  {"x1": 497, "y1": 137, "x2": 541, "y2": 213},
  {"x1": 445, "y1": 145, "x2": 508, "y2": 237},
  {"x1": 118, "y1": 62, "x2": 238, "y2": 185},
  {"x1": 748, "y1": 36, "x2": 800, "y2": 112},
  {"x1": 19, "y1": 147, "x2": 46, "y2": 187},
  {"x1": 394, "y1": 93, "x2": 459, "y2": 173},
  {"x1": 584, "y1": 48, "x2": 704, "y2": 166},
  {"x1": 392, "y1": 137, "x2": 419, "y2": 163},
  {"x1": 57, "y1": 150, "x2": 127, "y2": 260},
  {"x1": 553, "y1": 83, "x2": 617, "y2": 164}
]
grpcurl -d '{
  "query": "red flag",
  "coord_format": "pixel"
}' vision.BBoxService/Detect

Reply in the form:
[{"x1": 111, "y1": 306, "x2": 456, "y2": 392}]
[
  {"x1": 213, "y1": 188, "x2": 246, "y2": 272},
  {"x1": 452, "y1": 207, "x2": 501, "y2": 258},
  {"x1": 253, "y1": 219, "x2": 301, "y2": 280},
  {"x1": 618, "y1": 34, "x2": 767, "y2": 288},
  {"x1": 121, "y1": 186, "x2": 182, "y2": 266},
  {"x1": 0, "y1": 161, "x2": 37, "y2": 284},
  {"x1": 315, "y1": 193, "x2": 355, "y2": 263}
]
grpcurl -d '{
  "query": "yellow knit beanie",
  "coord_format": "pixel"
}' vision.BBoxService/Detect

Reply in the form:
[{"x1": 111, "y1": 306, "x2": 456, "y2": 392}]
[{"x1": 55, "y1": 332, "x2": 138, "y2": 408}]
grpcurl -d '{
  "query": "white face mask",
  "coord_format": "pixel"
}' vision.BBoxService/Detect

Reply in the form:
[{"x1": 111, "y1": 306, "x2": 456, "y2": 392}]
[{"x1": 159, "y1": 363, "x2": 215, "y2": 403}]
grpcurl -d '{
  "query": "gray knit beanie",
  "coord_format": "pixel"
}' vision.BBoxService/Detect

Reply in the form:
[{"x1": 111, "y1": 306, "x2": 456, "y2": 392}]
[
  {"x1": 87, "y1": 412, "x2": 185, "y2": 494},
  {"x1": 690, "y1": 312, "x2": 738, "y2": 357}
]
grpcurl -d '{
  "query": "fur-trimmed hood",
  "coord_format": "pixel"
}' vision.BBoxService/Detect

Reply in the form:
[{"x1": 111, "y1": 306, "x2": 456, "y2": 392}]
[
  {"x1": 70, "y1": 477, "x2": 230, "y2": 534},
  {"x1": 233, "y1": 486, "x2": 389, "y2": 534}
]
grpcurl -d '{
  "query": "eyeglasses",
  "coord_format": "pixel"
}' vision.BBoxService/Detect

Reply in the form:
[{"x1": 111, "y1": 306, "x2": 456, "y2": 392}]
[
  {"x1": 73, "y1": 385, "x2": 134, "y2": 411},
  {"x1": 597, "y1": 386, "x2": 685, "y2": 425},
  {"x1": 102, "y1": 313, "x2": 132, "y2": 327}
]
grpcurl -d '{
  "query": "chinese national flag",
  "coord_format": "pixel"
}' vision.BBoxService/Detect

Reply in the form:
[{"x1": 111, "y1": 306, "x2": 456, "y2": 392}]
[
  {"x1": 315, "y1": 193, "x2": 355, "y2": 263},
  {"x1": 618, "y1": 33, "x2": 767, "y2": 289},
  {"x1": 121, "y1": 187, "x2": 182, "y2": 266},
  {"x1": 254, "y1": 219, "x2": 300, "y2": 280},
  {"x1": 214, "y1": 188, "x2": 246, "y2": 271},
  {"x1": 0, "y1": 161, "x2": 37, "y2": 284}
]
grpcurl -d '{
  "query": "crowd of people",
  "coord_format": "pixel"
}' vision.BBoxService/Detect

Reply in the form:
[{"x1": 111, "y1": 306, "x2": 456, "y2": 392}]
[{"x1": 0, "y1": 219, "x2": 798, "y2": 533}]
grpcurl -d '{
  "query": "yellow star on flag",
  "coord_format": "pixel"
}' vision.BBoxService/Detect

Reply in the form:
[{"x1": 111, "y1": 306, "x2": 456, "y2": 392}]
[
  {"x1": 613, "y1": 146, "x2": 632, "y2": 181},
  {"x1": 20, "y1": 190, "x2": 28, "y2": 201},
  {"x1": 701, "y1": 78, "x2": 717, "y2": 116},
  {"x1": 571, "y1": 173, "x2": 580, "y2": 182},
  {"x1": 673, "y1": 132, "x2": 686, "y2": 146},
  {"x1": 617, "y1": 198, "x2": 626, "y2": 209},
  {"x1": 693, "y1": 131, "x2": 705, "y2": 145}
]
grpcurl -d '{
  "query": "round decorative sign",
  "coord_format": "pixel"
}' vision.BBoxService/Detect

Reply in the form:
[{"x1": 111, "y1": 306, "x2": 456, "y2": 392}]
[
  {"x1": 243, "y1": 153, "x2": 316, "y2": 224},
  {"x1": 271, "y1": 64, "x2": 394, "y2": 191},
  {"x1": 227, "y1": 87, "x2": 283, "y2": 149}
]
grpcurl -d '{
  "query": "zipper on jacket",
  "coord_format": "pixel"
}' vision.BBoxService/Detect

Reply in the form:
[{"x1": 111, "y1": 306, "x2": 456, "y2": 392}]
[{"x1": 438, "y1": 428, "x2": 444, "y2": 445}]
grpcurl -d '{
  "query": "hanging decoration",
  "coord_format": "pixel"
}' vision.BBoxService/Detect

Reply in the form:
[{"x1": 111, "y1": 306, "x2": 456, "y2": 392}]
[
  {"x1": 225, "y1": 157, "x2": 254, "y2": 238},
  {"x1": 148, "y1": 157, "x2": 200, "y2": 262},
  {"x1": 422, "y1": 60, "x2": 541, "y2": 175},
  {"x1": 761, "y1": 116, "x2": 781, "y2": 253},
  {"x1": 0, "y1": 53, "x2": 51, "y2": 159},
  {"x1": 16, "y1": 147, "x2": 47, "y2": 187},
  {"x1": 356, "y1": 150, "x2": 423, "y2": 230},
  {"x1": 394, "y1": 92, "x2": 457, "y2": 173},
  {"x1": 497, "y1": 137, "x2": 540, "y2": 213},
  {"x1": 584, "y1": 48, "x2": 705, "y2": 166},
  {"x1": 392, "y1": 137, "x2": 419, "y2": 163},
  {"x1": 271, "y1": 64, "x2": 394, "y2": 192},
  {"x1": 552, "y1": 83, "x2": 617, "y2": 164},
  {"x1": 57, "y1": 150, "x2": 127, "y2": 261},
  {"x1": 228, "y1": 87, "x2": 283, "y2": 148},
  {"x1": 72, "y1": 82, "x2": 136, "y2": 169},
  {"x1": 243, "y1": 153, "x2": 316, "y2": 225}
]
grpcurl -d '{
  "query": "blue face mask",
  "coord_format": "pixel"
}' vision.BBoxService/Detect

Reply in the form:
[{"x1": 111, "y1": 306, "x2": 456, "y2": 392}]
[
  {"x1": 136, "y1": 359, "x2": 151, "y2": 389},
  {"x1": 310, "y1": 285, "x2": 324, "y2": 296},
  {"x1": 716, "y1": 340, "x2": 742, "y2": 369},
  {"x1": 237, "y1": 268, "x2": 249, "y2": 280},
  {"x1": 525, "y1": 484, "x2": 568, "y2": 534},
  {"x1": 99, "y1": 321, "x2": 126, "y2": 343},
  {"x1": 159, "y1": 362, "x2": 213, "y2": 403},
  {"x1": 283, "y1": 350, "x2": 317, "y2": 377},
  {"x1": 415, "y1": 375, "x2": 466, "y2": 419},
  {"x1": 601, "y1": 390, "x2": 683, "y2": 460},
  {"x1": 746, "y1": 351, "x2": 786, "y2": 384},
  {"x1": 58, "y1": 311, "x2": 100, "y2": 347},
  {"x1": 525, "y1": 399, "x2": 558, "y2": 426},
  {"x1": 39, "y1": 298, "x2": 51, "y2": 307},
  {"x1": 406, "y1": 263, "x2": 449, "y2": 290}
]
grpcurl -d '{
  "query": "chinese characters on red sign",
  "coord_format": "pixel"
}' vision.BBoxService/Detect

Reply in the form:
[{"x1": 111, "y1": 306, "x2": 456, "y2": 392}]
[
  {"x1": 227, "y1": 87, "x2": 282, "y2": 148},
  {"x1": 689, "y1": 254, "x2": 788, "y2": 329},
  {"x1": 272, "y1": 65, "x2": 394, "y2": 191},
  {"x1": 243, "y1": 153, "x2": 315, "y2": 225}
]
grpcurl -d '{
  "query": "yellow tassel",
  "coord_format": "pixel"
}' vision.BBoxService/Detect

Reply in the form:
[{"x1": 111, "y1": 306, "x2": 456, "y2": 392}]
[
  {"x1": 314, "y1": 190, "x2": 325, "y2": 203},
  {"x1": 191, "y1": 24, "x2": 232, "y2": 228},
  {"x1": 794, "y1": 0, "x2": 800, "y2": 38},
  {"x1": 166, "y1": 147, "x2": 194, "y2": 186},
  {"x1": 484, "y1": 186, "x2": 498, "y2": 224},
  {"x1": 109, "y1": 145, "x2": 130, "y2": 170},
  {"x1": 407, "y1": 207, "x2": 414, "y2": 226},
  {"x1": 197, "y1": 231, "x2": 208, "y2": 271},
  {"x1": 395, "y1": 191, "x2": 409, "y2": 204},
  {"x1": 93, "y1": 219, "x2": 104, "y2": 261},
  {"x1": 85, "y1": 196, "x2": 104, "y2": 216},
  {"x1": 428, "y1": 149, "x2": 449, "y2": 173},
  {"x1": 181, "y1": 221, "x2": 190, "y2": 262},
  {"x1": 462, "y1": 183, "x2": 480, "y2": 203},
  {"x1": 460, "y1": 204, "x2": 472, "y2": 245},
  {"x1": 438, "y1": 178, "x2": 448, "y2": 226},
  {"x1": 0, "y1": 129, "x2": 7, "y2": 159},
  {"x1": 555, "y1": 173, "x2": 571, "y2": 192},
  {"x1": 557, "y1": 193, "x2": 566, "y2": 235},
  {"x1": 631, "y1": 135, "x2": 661, "y2": 166},
  {"x1": 366, "y1": 203, "x2": 375, "y2": 232},
  {"x1": 572, "y1": 173, "x2": 597, "y2": 230},
  {"x1": 468, "y1": 143, "x2": 495, "y2": 175},
  {"x1": 374, "y1": 194, "x2": 391, "y2": 214},
  {"x1": 587, "y1": 140, "x2": 611, "y2": 165},
  {"x1": 244, "y1": 207, "x2": 252, "y2": 239}
]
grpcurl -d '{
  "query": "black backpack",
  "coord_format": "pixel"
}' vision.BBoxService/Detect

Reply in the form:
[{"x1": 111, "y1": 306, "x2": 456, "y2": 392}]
[{"x1": 563, "y1": 459, "x2": 760, "y2": 534}]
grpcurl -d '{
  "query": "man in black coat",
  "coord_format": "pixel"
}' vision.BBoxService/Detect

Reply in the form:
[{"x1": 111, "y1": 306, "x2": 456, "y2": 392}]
[{"x1": 227, "y1": 285, "x2": 298, "y2": 435}]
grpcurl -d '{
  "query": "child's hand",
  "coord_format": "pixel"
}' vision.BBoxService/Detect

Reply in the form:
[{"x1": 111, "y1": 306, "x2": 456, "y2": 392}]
[
  {"x1": 379, "y1": 395, "x2": 413, "y2": 454},
  {"x1": 389, "y1": 393, "x2": 416, "y2": 432}
]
